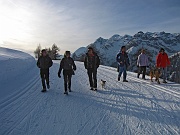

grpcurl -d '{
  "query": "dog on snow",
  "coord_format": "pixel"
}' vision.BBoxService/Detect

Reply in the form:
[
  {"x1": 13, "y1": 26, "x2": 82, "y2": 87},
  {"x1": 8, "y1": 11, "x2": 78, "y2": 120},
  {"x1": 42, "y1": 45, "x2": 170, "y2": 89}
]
[{"x1": 100, "y1": 79, "x2": 106, "y2": 89}]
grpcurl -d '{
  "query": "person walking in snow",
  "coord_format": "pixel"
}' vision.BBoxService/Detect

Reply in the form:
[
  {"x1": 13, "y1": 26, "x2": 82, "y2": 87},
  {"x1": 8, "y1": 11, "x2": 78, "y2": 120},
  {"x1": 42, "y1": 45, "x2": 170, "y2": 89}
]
[
  {"x1": 58, "y1": 51, "x2": 76, "y2": 95},
  {"x1": 116, "y1": 46, "x2": 130, "y2": 82},
  {"x1": 37, "y1": 49, "x2": 53, "y2": 92},
  {"x1": 84, "y1": 47, "x2": 100, "y2": 91},
  {"x1": 156, "y1": 48, "x2": 170, "y2": 83},
  {"x1": 137, "y1": 49, "x2": 149, "y2": 80}
]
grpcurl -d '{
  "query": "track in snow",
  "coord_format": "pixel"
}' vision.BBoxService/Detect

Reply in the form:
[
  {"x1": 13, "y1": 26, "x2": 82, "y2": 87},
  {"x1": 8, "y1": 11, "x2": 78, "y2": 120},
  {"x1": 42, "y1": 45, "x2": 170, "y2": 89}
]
[{"x1": 0, "y1": 61, "x2": 179, "y2": 135}]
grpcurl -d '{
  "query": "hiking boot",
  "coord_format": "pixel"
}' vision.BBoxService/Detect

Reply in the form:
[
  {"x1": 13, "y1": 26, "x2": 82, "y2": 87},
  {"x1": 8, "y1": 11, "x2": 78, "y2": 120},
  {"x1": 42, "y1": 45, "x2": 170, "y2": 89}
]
[
  {"x1": 47, "y1": 84, "x2": 50, "y2": 89},
  {"x1": 142, "y1": 78, "x2": 146, "y2": 80},
  {"x1": 41, "y1": 88, "x2": 47, "y2": 92},
  {"x1": 123, "y1": 80, "x2": 128, "y2": 82},
  {"x1": 64, "y1": 91, "x2": 68, "y2": 95},
  {"x1": 94, "y1": 88, "x2": 97, "y2": 91},
  {"x1": 90, "y1": 87, "x2": 94, "y2": 90},
  {"x1": 69, "y1": 89, "x2": 72, "y2": 92},
  {"x1": 118, "y1": 76, "x2": 120, "y2": 81}
]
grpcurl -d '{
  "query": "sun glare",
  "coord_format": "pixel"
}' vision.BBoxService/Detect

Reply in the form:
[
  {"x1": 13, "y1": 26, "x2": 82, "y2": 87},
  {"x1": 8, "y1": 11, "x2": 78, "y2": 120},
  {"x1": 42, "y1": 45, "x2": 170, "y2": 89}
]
[{"x1": 0, "y1": 3, "x2": 32, "y2": 43}]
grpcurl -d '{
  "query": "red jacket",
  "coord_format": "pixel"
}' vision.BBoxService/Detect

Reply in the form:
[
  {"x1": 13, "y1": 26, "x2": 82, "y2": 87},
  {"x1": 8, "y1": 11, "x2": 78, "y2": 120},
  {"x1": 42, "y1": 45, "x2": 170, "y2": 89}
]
[{"x1": 156, "y1": 52, "x2": 170, "y2": 68}]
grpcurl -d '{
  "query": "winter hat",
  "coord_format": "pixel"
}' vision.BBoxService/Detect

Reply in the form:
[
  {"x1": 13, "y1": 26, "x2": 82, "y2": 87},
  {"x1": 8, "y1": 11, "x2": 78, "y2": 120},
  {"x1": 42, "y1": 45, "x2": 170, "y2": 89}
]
[
  {"x1": 160, "y1": 48, "x2": 165, "y2": 52},
  {"x1": 41, "y1": 49, "x2": 46, "y2": 53},
  {"x1": 121, "y1": 46, "x2": 126, "y2": 50},
  {"x1": 65, "y1": 51, "x2": 70, "y2": 55}
]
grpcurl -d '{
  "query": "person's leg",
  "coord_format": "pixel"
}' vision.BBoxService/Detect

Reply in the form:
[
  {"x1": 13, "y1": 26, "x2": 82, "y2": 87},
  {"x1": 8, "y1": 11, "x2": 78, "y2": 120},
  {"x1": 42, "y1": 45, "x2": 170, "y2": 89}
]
[
  {"x1": 87, "y1": 69, "x2": 93, "y2": 88},
  {"x1": 123, "y1": 66, "x2": 127, "y2": 81},
  {"x1": 68, "y1": 74, "x2": 72, "y2": 91},
  {"x1": 40, "y1": 69, "x2": 46, "y2": 90},
  {"x1": 137, "y1": 66, "x2": 142, "y2": 78},
  {"x1": 163, "y1": 67, "x2": 167, "y2": 82},
  {"x1": 93, "y1": 69, "x2": 97, "y2": 89},
  {"x1": 63, "y1": 71, "x2": 68, "y2": 92},
  {"x1": 118, "y1": 66, "x2": 123, "y2": 80},
  {"x1": 45, "y1": 69, "x2": 50, "y2": 88},
  {"x1": 142, "y1": 66, "x2": 146, "y2": 79}
]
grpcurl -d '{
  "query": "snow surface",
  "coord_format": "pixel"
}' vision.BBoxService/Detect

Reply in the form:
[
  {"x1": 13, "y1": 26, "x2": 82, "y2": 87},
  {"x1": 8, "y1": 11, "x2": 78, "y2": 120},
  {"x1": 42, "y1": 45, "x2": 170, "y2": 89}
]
[{"x1": 0, "y1": 48, "x2": 180, "y2": 135}]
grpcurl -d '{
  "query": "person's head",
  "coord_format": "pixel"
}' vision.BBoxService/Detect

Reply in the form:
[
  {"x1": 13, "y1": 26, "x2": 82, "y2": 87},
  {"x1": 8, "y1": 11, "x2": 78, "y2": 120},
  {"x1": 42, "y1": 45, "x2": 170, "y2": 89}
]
[
  {"x1": 141, "y1": 49, "x2": 145, "y2": 54},
  {"x1": 41, "y1": 49, "x2": 47, "y2": 57},
  {"x1": 88, "y1": 47, "x2": 94, "y2": 55},
  {"x1": 65, "y1": 51, "x2": 71, "y2": 58},
  {"x1": 160, "y1": 48, "x2": 165, "y2": 54},
  {"x1": 121, "y1": 46, "x2": 126, "y2": 52}
]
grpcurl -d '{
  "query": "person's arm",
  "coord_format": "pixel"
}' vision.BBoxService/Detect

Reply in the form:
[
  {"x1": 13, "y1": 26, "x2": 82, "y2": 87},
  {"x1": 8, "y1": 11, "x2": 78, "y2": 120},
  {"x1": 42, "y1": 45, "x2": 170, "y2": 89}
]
[
  {"x1": 126, "y1": 54, "x2": 130, "y2": 66},
  {"x1": 116, "y1": 53, "x2": 120, "y2": 63},
  {"x1": 166, "y1": 54, "x2": 170, "y2": 66},
  {"x1": 37, "y1": 58, "x2": 40, "y2": 68},
  {"x1": 72, "y1": 58, "x2": 76, "y2": 70},
  {"x1": 49, "y1": 57, "x2": 53, "y2": 68},
  {"x1": 58, "y1": 59, "x2": 64, "y2": 74},
  {"x1": 96, "y1": 55, "x2": 100, "y2": 68},
  {"x1": 84, "y1": 56, "x2": 87, "y2": 69},
  {"x1": 137, "y1": 55, "x2": 140, "y2": 66}
]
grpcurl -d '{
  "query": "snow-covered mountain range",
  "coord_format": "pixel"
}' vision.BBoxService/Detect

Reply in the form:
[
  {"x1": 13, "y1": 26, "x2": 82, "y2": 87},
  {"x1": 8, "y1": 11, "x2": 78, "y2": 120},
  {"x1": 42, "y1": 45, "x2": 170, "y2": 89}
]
[{"x1": 72, "y1": 31, "x2": 180, "y2": 82}]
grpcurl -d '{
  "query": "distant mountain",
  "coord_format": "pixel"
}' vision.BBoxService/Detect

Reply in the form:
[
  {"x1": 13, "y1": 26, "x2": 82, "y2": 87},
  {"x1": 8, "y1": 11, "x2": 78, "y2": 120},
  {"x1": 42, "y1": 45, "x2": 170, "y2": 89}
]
[{"x1": 72, "y1": 31, "x2": 180, "y2": 82}]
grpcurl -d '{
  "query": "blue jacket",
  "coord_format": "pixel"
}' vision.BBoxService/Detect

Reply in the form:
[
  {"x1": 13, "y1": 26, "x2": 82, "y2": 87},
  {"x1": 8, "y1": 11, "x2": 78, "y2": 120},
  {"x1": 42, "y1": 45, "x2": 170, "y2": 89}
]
[{"x1": 116, "y1": 52, "x2": 130, "y2": 67}]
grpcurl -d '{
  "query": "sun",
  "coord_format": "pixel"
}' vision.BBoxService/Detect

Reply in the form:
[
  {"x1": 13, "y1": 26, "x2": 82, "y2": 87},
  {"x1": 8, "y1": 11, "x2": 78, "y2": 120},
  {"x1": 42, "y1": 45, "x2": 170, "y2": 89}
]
[{"x1": 0, "y1": 1, "x2": 32, "y2": 43}]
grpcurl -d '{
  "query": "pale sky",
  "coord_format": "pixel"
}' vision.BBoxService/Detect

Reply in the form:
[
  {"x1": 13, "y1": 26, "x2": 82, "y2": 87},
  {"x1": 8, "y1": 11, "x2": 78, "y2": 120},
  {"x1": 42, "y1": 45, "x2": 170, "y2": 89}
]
[{"x1": 0, "y1": 0, "x2": 180, "y2": 55}]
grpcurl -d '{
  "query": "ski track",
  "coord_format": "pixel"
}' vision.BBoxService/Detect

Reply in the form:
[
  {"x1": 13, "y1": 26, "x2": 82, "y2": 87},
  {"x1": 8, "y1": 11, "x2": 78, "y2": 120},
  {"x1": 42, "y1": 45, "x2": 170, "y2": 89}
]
[{"x1": 0, "y1": 61, "x2": 179, "y2": 135}]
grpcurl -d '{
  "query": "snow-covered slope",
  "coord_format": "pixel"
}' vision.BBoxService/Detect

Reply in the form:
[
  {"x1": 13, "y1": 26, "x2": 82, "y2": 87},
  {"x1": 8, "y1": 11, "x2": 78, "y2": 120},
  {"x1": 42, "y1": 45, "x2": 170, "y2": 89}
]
[
  {"x1": 0, "y1": 48, "x2": 179, "y2": 135},
  {"x1": 0, "y1": 47, "x2": 37, "y2": 100}
]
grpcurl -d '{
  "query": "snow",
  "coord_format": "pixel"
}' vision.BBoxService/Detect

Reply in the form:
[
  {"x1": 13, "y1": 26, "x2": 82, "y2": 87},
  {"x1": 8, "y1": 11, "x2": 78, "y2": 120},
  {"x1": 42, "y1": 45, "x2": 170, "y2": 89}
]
[{"x1": 0, "y1": 48, "x2": 180, "y2": 135}]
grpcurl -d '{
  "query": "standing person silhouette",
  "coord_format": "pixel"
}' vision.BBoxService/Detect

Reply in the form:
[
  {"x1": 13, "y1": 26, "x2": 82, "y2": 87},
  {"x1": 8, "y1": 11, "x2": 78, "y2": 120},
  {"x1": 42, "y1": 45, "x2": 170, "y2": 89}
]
[
  {"x1": 84, "y1": 47, "x2": 100, "y2": 91},
  {"x1": 37, "y1": 49, "x2": 53, "y2": 92},
  {"x1": 116, "y1": 46, "x2": 130, "y2": 82},
  {"x1": 58, "y1": 51, "x2": 76, "y2": 95}
]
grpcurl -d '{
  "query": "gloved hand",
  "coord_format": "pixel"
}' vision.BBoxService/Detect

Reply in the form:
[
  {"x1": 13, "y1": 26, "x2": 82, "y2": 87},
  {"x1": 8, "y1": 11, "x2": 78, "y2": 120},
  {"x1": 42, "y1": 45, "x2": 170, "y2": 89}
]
[
  {"x1": 73, "y1": 67, "x2": 76, "y2": 71},
  {"x1": 58, "y1": 72, "x2": 61, "y2": 78}
]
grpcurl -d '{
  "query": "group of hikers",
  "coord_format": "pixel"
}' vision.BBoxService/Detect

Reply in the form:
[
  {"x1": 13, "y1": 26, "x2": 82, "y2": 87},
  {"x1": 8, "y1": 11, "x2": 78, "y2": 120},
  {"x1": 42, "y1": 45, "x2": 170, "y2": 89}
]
[{"x1": 37, "y1": 46, "x2": 170, "y2": 94}]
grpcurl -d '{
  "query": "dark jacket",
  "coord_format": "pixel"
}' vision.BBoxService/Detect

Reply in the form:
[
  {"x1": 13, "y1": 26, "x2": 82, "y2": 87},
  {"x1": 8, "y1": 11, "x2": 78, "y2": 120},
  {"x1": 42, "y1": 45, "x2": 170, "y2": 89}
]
[
  {"x1": 37, "y1": 55, "x2": 53, "y2": 69},
  {"x1": 58, "y1": 57, "x2": 76, "y2": 75},
  {"x1": 84, "y1": 53, "x2": 100, "y2": 70},
  {"x1": 116, "y1": 51, "x2": 130, "y2": 67}
]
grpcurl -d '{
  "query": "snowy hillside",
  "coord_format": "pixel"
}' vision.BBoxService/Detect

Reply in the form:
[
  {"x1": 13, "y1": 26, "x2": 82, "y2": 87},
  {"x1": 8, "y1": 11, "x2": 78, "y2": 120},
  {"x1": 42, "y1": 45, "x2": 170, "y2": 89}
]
[
  {"x1": 73, "y1": 31, "x2": 180, "y2": 69},
  {"x1": 0, "y1": 48, "x2": 180, "y2": 135},
  {"x1": 0, "y1": 47, "x2": 36, "y2": 100}
]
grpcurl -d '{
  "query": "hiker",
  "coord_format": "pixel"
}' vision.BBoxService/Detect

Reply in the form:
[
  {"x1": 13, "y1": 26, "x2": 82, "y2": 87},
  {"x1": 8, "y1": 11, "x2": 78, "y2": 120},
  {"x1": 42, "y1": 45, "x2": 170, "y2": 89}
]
[
  {"x1": 137, "y1": 49, "x2": 149, "y2": 80},
  {"x1": 37, "y1": 49, "x2": 53, "y2": 92},
  {"x1": 116, "y1": 46, "x2": 130, "y2": 82},
  {"x1": 156, "y1": 48, "x2": 170, "y2": 83},
  {"x1": 58, "y1": 51, "x2": 76, "y2": 95},
  {"x1": 84, "y1": 47, "x2": 100, "y2": 91}
]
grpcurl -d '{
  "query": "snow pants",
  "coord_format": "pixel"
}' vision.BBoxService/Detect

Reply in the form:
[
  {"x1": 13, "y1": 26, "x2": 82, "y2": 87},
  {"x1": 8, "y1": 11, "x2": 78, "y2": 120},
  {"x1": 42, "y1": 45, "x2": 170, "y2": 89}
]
[
  {"x1": 40, "y1": 69, "x2": 49, "y2": 89},
  {"x1": 118, "y1": 65, "x2": 127, "y2": 81},
  {"x1": 87, "y1": 68, "x2": 97, "y2": 88},
  {"x1": 161, "y1": 67, "x2": 167, "y2": 81},
  {"x1": 63, "y1": 70, "x2": 72, "y2": 91},
  {"x1": 137, "y1": 66, "x2": 146, "y2": 79}
]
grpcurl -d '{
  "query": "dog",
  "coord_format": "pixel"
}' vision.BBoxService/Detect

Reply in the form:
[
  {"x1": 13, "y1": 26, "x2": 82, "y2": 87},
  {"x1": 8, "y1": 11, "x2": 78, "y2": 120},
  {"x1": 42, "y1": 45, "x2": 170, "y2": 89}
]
[
  {"x1": 100, "y1": 79, "x2": 106, "y2": 89},
  {"x1": 149, "y1": 67, "x2": 161, "y2": 84}
]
